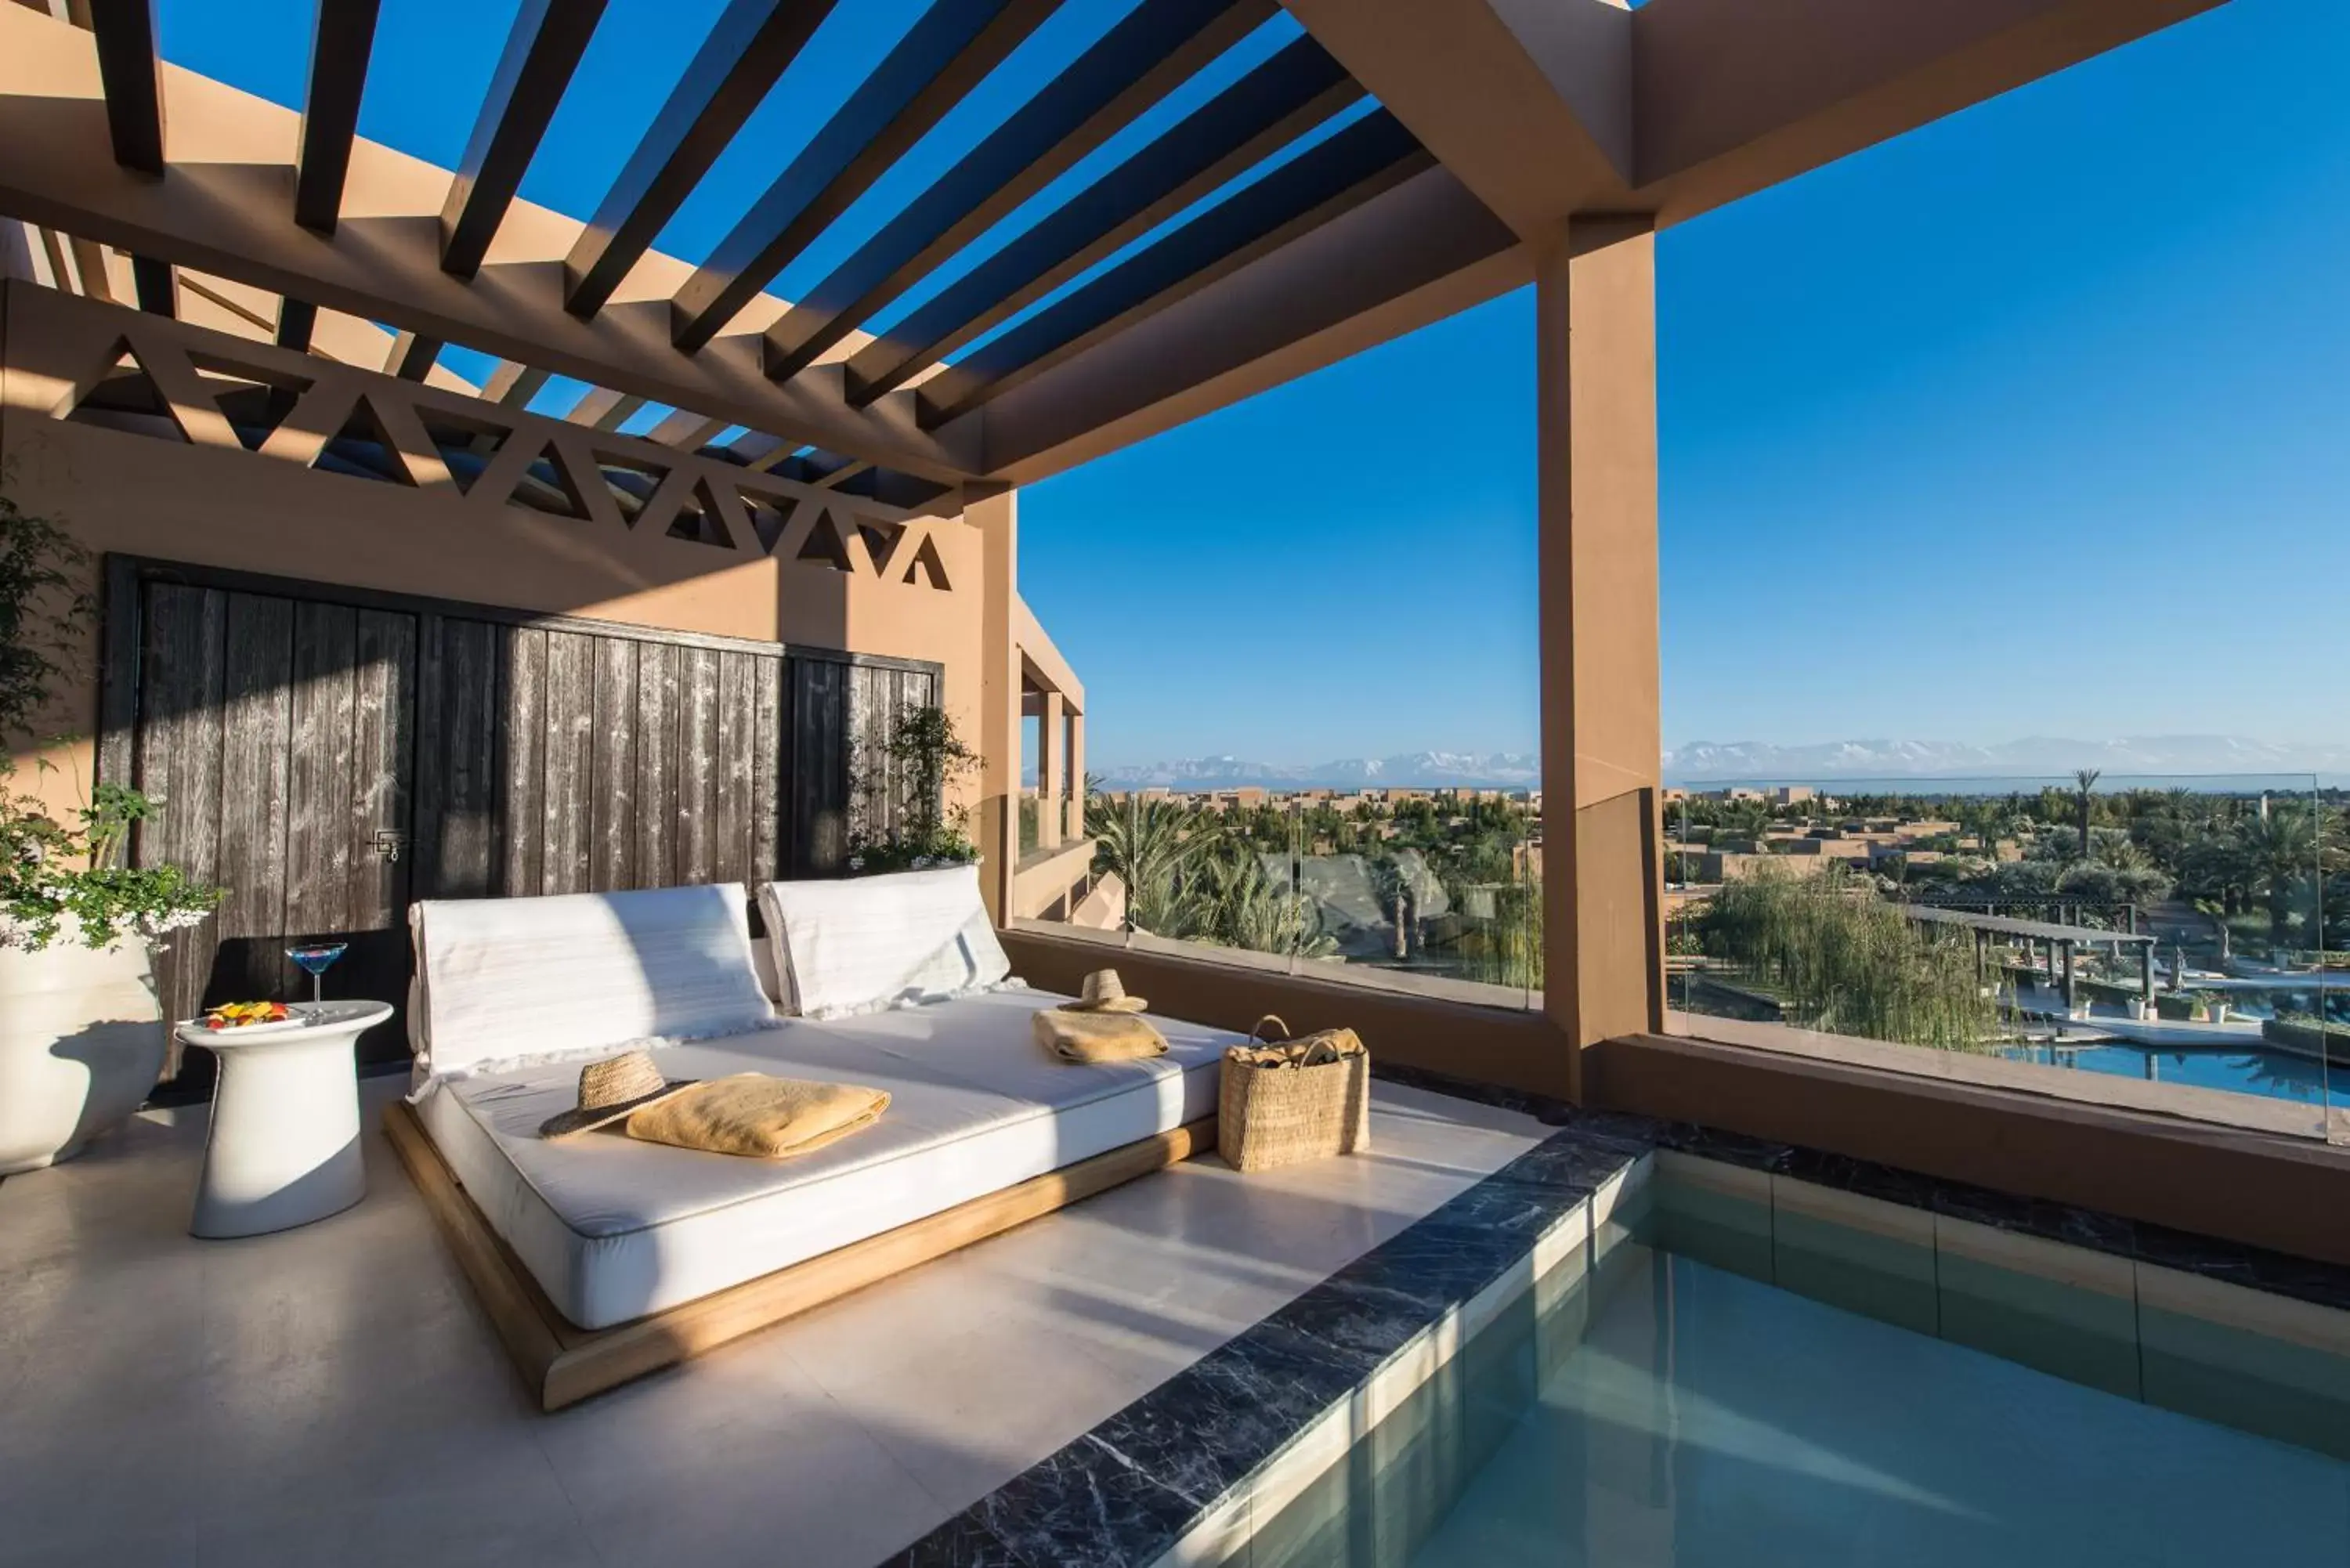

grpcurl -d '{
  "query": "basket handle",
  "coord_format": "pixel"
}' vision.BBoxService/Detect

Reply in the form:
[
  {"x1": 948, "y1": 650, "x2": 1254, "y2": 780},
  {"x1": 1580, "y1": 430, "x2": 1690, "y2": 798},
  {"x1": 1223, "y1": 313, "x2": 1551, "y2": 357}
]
[{"x1": 1247, "y1": 1013, "x2": 1289, "y2": 1046}]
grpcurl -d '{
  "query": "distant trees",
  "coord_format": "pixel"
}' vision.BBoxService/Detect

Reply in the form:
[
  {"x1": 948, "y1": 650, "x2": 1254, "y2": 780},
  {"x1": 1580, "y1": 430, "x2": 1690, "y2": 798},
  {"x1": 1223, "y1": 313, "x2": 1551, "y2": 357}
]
[
  {"x1": 2237, "y1": 805, "x2": 2320, "y2": 945},
  {"x1": 2073, "y1": 768, "x2": 2102, "y2": 859},
  {"x1": 1700, "y1": 864, "x2": 1995, "y2": 1051},
  {"x1": 1086, "y1": 797, "x2": 1333, "y2": 957}
]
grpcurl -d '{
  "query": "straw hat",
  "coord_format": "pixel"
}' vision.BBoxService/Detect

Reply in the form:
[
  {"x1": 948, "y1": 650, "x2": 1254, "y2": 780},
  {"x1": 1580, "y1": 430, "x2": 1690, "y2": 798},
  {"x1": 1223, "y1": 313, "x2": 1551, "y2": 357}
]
[
  {"x1": 538, "y1": 1050, "x2": 698, "y2": 1139},
  {"x1": 1058, "y1": 969, "x2": 1148, "y2": 1014}
]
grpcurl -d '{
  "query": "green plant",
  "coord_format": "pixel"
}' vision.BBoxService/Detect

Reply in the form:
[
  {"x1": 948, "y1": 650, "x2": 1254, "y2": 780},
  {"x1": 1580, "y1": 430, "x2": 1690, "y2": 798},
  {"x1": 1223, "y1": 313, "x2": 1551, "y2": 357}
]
[
  {"x1": 1, "y1": 482, "x2": 221, "y2": 948},
  {"x1": 1089, "y1": 796, "x2": 1213, "y2": 938},
  {"x1": 2, "y1": 782, "x2": 220, "y2": 949},
  {"x1": 1698, "y1": 863, "x2": 1996, "y2": 1052},
  {"x1": 846, "y1": 706, "x2": 981, "y2": 873}
]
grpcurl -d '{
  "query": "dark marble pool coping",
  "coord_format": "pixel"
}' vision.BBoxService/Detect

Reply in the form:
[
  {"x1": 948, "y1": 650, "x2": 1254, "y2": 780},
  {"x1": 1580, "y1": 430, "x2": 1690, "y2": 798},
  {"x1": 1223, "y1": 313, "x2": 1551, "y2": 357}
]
[{"x1": 884, "y1": 1100, "x2": 1650, "y2": 1567}]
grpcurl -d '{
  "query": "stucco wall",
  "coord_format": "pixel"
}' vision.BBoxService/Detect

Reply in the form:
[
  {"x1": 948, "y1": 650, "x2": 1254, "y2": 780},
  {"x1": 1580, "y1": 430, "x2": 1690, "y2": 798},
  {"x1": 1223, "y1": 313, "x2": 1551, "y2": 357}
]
[{"x1": 0, "y1": 281, "x2": 986, "y2": 829}]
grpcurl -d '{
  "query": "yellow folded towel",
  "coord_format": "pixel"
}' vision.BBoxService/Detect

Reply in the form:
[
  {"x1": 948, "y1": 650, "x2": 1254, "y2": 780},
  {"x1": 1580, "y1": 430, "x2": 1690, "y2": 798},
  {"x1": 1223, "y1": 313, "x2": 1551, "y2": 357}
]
[
  {"x1": 1034, "y1": 1006, "x2": 1169, "y2": 1064},
  {"x1": 624, "y1": 1074, "x2": 890, "y2": 1159}
]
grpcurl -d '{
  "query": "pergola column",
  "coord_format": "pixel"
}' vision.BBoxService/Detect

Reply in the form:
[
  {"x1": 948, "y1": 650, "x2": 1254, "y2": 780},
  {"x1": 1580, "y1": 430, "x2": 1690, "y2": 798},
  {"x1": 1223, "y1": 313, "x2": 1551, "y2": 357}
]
[
  {"x1": 1036, "y1": 688, "x2": 1065, "y2": 852},
  {"x1": 971, "y1": 486, "x2": 1021, "y2": 926},
  {"x1": 1065, "y1": 708, "x2": 1086, "y2": 841},
  {"x1": 1537, "y1": 218, "x2": 1664, "y2": 1097}
]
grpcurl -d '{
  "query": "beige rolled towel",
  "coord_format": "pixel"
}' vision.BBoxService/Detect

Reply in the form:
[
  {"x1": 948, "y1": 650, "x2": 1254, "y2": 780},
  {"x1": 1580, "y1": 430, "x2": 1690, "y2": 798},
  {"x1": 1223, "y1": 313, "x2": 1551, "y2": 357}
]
[
  {"x1": 624, "y1": 1074, "x2": 890, "y2": 1158},
  {"x1": 1034, "y1": 1006, "x2": 1168, "y2": 1064}
]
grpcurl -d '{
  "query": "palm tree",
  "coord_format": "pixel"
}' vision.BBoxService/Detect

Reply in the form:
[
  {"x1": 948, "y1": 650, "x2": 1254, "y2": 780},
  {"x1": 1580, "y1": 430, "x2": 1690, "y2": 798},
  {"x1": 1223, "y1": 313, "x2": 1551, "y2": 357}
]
[
  {"x1": 2073, "y1": 768, "x2": 2102, "y2": 860},
  {"x1": 2236, "y1": 805, "x2": 2318, "y2": 948},
  {"x1": 1366, "y1": 856, "x2": 1412, "y2": 960},
  {"x1": 1201, "y1": 849, "x2": 1336, "y2": 959},
  {"x1": 1089, "y1": 797, "x2": 1209, "y2": 938}
]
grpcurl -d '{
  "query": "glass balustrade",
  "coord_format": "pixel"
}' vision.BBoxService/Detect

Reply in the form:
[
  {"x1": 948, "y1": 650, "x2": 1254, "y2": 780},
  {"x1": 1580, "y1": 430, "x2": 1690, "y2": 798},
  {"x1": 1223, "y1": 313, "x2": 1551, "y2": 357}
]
[{"x1": 1664, "y1": 771, "x2": 2344, "y2": 1140}]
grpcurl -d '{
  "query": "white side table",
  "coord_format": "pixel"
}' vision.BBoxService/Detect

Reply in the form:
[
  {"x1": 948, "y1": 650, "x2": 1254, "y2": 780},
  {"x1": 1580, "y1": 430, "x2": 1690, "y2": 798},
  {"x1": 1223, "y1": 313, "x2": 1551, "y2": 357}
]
[{"x1": 175, "y1": 999, "x2": 392, "y2": 1239}]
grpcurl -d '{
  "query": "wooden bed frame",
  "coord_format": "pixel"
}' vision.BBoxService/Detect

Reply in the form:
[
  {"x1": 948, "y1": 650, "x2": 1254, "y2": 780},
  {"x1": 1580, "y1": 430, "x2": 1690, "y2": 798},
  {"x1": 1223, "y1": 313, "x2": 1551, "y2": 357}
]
[{"x1": 382, "y1": 1100, "x2": 1217, "y2": 1411}]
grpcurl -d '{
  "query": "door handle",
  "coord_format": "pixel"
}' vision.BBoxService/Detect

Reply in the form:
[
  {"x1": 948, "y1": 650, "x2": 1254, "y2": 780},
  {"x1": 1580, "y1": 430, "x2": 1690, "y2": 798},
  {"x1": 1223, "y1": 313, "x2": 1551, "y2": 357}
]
[{"x1": 373, "y1": 830, "x2": 407, "y2": 863}]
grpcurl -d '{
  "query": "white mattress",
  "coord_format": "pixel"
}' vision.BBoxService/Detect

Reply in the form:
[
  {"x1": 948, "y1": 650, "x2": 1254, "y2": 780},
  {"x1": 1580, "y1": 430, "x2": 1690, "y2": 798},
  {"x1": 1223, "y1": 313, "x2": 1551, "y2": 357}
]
[{"x1": 414, "y1": 990, "x2": 1235, "y2": 1329}]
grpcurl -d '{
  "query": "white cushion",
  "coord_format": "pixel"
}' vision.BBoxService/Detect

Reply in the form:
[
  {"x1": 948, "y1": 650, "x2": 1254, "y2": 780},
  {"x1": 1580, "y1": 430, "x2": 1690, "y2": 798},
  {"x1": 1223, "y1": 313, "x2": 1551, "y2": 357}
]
[
  {"x1": 409, "y1": 883, "x2": 776, "y2": 1081},
  {"x1": 414, "y1": 992, "x2": 1236, "y2": 1328},
  {"x1": 757, "y1": 864, "x2": 1010, "y2": 1017}
]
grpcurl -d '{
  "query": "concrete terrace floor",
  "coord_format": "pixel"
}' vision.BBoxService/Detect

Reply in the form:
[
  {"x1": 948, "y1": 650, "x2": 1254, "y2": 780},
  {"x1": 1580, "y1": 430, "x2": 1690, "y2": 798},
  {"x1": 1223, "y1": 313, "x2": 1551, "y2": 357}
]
[{"x1": 0, "y1": 1075, "x2": 1544, "y2": 1567}]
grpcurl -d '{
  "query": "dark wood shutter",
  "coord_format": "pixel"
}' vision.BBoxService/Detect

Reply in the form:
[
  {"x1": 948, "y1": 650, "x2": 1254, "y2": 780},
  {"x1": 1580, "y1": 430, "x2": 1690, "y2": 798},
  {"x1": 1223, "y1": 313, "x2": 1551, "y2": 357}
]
[{"x1": 103, "y1": 557, "x2": 938, "y2": 1086}]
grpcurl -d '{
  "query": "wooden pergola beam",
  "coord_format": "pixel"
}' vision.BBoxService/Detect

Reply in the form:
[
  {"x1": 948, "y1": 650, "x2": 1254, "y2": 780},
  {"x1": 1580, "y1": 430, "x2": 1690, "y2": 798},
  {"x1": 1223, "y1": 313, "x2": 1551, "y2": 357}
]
[
  {"x1": 0, "y1": 6, "x2": 984, "y2": 482},
  {"x1": 843, "y1": 33, "x2": 1364, "y2": 406},
  {"x1": 129, "y1": 251, "x2": 172, "y2": 314},
  {"x1": 274, "y1": 295, "x2": 317, "y2": 351},
  {"x1": 292, "y1": 0, "x2": 382, "y2": 233},
  {"x1": 1630, "y1": 0, "x2": 2229, "y2": 222},
  {"x1": 563, "y1": 0, "x2": 836, "y2": 320},
  {"x1": 386, "y1": 328, "x2": 442, "y2": 381},
  {"x1": 757, "y1": 0, "x2": 1274, "y2": 384},
  {"x1": 971, "y1": 164, "x2": 1525, "y2": 483},
  {"x1": 919, "y1": 110, "x2": 1432, "y2": 428},
  {"x1": 1282, "y1": 0, "x2": 1632, "y2": 242},
  {"x1": 669, "y1": 0, "x2": 1055, "y2": 354},
  {"x1": 441, "y1": 0, "x2": 608, "y2": 279},
  {"x1": 87, "y1": 0, "x2": 163, "y2": 174}
]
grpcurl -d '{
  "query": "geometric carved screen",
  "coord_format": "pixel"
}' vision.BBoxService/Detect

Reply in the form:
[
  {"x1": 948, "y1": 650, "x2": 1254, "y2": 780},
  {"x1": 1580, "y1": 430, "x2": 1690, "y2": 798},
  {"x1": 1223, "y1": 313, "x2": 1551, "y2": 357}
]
[{"x1": 48, "y1": 313, "x2": 953, "y2": 591}]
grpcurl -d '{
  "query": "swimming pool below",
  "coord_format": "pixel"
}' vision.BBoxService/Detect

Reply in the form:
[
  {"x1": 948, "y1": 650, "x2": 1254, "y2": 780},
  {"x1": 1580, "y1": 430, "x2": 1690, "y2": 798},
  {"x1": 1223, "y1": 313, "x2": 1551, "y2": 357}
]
[{"x1": 2000, "y1": 1039, "x2": 2347, "y2": 1108}]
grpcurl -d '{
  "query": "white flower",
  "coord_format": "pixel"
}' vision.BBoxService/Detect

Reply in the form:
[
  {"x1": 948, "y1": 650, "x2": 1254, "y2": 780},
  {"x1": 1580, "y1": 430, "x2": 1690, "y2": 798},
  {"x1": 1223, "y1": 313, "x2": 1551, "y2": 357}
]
[{"x1": 848, "y1": 854, "x2": 866, "y2": 872}]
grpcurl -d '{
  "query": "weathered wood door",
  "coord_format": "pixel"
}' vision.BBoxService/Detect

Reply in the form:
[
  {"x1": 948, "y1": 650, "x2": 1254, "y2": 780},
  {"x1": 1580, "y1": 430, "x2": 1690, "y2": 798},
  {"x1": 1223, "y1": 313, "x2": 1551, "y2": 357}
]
[
  {"x1": 107, "y1": 559, "x2": 938, "y2": 1083},
  {"x1": 128, "y1": 581, "x2": 417, "y2": 1070}
]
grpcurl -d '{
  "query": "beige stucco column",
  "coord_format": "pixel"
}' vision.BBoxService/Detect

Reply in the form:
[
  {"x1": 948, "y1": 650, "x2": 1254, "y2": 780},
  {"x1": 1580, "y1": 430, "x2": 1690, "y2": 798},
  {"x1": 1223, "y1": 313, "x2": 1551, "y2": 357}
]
[
  {"x1": 1065, "y1": 709, "x2": 1086, "y2": 841},
  {"x1": 1036, "y1": 688, "x2": 1065, "y2": 852},
  {"x1": 1537, "y1": 219, "x2": 1665, "y2": 1096},
  {"x1": 971, "y1": 486, "x2": 1021, "y2": 925}
]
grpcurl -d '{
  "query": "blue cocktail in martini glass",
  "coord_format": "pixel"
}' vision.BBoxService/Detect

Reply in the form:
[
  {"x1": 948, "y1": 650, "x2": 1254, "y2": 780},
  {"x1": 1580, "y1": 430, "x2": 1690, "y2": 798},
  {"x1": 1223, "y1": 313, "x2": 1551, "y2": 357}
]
[{"x1": 286, "y1": 941, "x2": 349, "y2": 1005}]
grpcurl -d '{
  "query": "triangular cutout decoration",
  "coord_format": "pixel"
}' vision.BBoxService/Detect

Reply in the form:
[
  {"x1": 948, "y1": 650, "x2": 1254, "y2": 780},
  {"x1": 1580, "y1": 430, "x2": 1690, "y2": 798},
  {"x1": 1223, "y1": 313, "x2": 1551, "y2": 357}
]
[
  {"x1": 796, "y1": 509, "x2": 855, "y2": 573},
  {"x1": 315, "y1": 392, "x2": 421, "y2": 486},
  {"x1": 664, "y1": 479, "x2": 739, "y2": 550},
  {"x1": 743, "y1": 494, "x2": 801, "y2": 558},
  {"x1": 590, "y1": 450, "x2": 671, "y2": 529},
  {"x1": 187, "y1": 363, "x2": 313, "y2": 453},
  {"x1": 902, "y1": 534, "x2": 950, "y2": 591},
  {"x1": 857, "y1": 518, "x2": 906, "y2": 574},
  {"x1": 62, "y1": 339, "x2": 190, "y2": 443},
  {"x1": 504, "y1": 436, "x2": 596, "y2": 520},
  {"x1": 416, "y1": 406, "x2": 515, "y2": 496}
]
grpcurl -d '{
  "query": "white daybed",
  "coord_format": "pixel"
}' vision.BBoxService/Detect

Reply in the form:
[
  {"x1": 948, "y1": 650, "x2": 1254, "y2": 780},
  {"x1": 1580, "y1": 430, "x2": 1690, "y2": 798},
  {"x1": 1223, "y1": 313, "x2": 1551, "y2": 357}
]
[{"x1": 384, "y1": 869, "x2": 1235, "y2": 1409}]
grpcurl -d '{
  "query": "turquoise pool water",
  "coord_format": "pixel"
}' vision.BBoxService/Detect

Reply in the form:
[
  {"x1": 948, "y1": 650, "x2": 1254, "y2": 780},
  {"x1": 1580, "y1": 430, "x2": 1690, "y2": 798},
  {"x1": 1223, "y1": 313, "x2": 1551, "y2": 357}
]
[
  {"x1": 1250, "y1": 1161, "x2": 2350, "y2": 1568},
  {"x1": 1410, "y1": 1248, "x2": 2349, "y2": 1566},
  {"x1": 2000, "y1": 1039, "x2": 2347, "y2": 1109}
]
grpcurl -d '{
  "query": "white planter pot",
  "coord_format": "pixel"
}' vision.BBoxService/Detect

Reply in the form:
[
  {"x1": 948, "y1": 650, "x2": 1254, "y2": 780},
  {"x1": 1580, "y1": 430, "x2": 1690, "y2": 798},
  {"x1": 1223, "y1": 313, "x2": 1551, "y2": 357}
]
[{"x1": 0, "y1": 919, "x2": 168, "y2": 1174}]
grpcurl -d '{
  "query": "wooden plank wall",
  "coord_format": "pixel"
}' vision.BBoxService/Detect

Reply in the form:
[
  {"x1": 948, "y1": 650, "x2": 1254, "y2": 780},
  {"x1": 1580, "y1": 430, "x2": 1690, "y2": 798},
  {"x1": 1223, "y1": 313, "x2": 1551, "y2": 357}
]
[
  {"x1": 790, "y1": 657, "x2": 942, "y2": 874},
  {"x1": 414, "y1": 623, "x2": 790, "y2": 899},
  {"x1": 111, "y1": 561, "x2": 942, "y2": 1078}
]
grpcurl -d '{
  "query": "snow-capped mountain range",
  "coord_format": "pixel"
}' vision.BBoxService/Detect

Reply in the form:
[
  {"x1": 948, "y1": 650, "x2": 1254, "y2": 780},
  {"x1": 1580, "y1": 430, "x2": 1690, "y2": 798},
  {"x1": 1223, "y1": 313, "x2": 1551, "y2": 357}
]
[
  {"x1": 1092, "y1": 737, "x2": 2348, "y2": 790},
  {"x1": 1094, "y1": 752, "x2": 1540, "y2": 790},
  {"x1": 1659, "y1": 735, "x2": 2350, "y2": 782}
]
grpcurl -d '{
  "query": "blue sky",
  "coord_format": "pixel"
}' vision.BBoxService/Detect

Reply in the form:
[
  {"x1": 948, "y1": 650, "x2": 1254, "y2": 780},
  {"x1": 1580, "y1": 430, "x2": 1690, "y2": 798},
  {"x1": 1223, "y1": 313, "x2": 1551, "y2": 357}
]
[{"x1": 154, "y1": 0, "x2": 2350, "y2": 768}]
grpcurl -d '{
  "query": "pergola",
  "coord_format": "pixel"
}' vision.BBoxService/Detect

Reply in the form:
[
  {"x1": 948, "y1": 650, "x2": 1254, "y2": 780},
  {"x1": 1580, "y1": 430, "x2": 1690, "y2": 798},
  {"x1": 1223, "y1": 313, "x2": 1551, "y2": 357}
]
[
  {"x1": 0, "y1": 0, "x2": 2223, "y2": 1096},
  {"x1": 1904, "y1": 902, "x2": 2160, "y2": 1007}
]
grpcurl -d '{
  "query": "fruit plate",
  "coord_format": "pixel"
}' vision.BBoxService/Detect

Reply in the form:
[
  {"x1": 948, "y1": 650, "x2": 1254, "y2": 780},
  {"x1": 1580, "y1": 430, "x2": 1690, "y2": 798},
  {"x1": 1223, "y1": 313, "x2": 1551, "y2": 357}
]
[{"x1": 185, "y1": 1007, "x2": 313, "y2": 1038}]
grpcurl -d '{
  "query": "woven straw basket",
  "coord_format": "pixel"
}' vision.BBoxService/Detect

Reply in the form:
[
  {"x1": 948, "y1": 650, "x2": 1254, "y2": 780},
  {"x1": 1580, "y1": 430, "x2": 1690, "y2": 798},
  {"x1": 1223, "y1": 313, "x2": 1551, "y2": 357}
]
[{"x1": 1217, "y1": 1015, "x2": 1371, "y2": 1174}]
